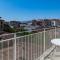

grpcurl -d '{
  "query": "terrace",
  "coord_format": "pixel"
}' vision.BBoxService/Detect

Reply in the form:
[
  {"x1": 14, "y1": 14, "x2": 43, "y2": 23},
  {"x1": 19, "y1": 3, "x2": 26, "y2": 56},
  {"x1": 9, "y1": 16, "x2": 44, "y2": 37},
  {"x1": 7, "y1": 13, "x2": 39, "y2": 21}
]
[{"x1": 0, "y1": 27, "x2": 60, "y2": 60}]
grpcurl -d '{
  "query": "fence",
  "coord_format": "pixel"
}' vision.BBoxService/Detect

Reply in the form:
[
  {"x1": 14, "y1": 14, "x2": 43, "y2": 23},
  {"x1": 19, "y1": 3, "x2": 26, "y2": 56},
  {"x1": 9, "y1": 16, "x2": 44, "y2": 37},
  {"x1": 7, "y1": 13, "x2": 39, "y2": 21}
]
[{"x1": 0, "y1": 27, "x2": 59, "y2": 60}]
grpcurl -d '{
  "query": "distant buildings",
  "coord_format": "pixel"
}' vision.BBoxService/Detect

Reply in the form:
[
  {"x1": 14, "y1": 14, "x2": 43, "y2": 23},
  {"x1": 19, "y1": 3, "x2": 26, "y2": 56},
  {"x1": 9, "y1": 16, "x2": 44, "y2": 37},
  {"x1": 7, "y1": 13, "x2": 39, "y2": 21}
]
[
  {"x1": 32, "y1": 19, "x2": 60, "y2": 28},
  {"x1": 9, "y1": 19, "x2": 60, "y2": 32},
  {"x1": 9, "y1": 21, "x2": 21, "y2": 28},
  {"x1": 32, "y1": 19, "x2": 52, "y2": 28},
  {"x1": 0, "y1": 17, "x2": 60, "y2": 34},
  {"x1": 51, "y1": 19, "x2": 60, "y2": 27}
]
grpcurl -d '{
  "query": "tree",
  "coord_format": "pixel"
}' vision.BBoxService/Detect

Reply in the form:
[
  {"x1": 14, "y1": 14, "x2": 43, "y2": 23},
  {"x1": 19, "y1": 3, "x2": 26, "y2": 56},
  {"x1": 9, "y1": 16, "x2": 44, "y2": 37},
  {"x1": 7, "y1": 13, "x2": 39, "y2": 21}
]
[{"x1": 3, "y1": 24, "x2": 16, "y2": 33}]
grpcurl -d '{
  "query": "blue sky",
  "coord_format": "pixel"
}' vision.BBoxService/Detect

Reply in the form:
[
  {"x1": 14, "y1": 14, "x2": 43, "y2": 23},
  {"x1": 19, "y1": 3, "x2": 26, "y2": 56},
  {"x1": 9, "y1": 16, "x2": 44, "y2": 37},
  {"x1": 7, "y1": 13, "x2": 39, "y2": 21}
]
[{"x1": 0, "y1": 0, "x2": 60, "y2": 21}]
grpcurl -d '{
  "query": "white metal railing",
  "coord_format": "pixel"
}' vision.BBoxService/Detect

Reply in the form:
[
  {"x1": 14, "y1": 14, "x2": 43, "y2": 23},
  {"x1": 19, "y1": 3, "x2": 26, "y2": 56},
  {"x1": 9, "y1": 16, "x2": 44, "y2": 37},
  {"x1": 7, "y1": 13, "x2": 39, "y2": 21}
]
[{"x1": 0, "y1": 27, "x2": 60, "y2": 60}]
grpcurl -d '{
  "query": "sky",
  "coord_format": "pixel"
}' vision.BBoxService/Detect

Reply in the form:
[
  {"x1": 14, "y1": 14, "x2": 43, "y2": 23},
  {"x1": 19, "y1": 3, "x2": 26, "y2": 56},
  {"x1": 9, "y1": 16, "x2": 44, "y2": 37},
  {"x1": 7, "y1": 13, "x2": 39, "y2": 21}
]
[{"x1": 0, "y1": 0, "x2": 60, "y2": 21}]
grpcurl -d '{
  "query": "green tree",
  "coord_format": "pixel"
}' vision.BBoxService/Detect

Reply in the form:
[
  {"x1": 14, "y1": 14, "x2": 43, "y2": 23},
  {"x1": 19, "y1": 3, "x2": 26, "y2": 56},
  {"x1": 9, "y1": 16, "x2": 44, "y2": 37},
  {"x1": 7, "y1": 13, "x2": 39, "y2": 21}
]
[{"x1": 3, "y1": 24, "x2": 16, "y2": 33}]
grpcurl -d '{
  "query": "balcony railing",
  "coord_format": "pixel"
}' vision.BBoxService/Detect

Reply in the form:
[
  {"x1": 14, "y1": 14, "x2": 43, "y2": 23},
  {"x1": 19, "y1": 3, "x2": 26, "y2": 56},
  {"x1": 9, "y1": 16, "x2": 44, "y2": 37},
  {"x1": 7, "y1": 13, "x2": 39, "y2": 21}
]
[{"x1": 0, "y1": 27, "x2": 60, "y2": 60}]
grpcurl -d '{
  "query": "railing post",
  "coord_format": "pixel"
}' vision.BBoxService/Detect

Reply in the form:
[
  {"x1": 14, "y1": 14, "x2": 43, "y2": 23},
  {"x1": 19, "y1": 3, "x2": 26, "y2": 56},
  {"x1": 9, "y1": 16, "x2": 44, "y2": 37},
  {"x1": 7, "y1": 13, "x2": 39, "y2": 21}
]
[
  {"x1": 44, "y1": 29, "x2": 46, "y2": 52},
  {"x1": 13, "y1": 33, "x2": 16, "y2": 60},
  {"x1": 55, "y1": 27, "x2": 56, "y2": 38},
  {"x1": 2, "y1": 40, "x2": 3, "y2": 60}
]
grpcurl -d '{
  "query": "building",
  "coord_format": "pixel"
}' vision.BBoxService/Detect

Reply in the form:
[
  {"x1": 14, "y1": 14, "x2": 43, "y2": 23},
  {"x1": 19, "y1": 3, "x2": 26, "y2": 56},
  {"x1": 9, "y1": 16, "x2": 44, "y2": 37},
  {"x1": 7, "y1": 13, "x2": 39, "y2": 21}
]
[
  {"x1": 43, "y1": 19, "x2": 52, "y2": 27},
  {"x1": 32, "y1": 19, "x2": 52, "y2": 28},
  {"x1": 51, "y1": 19, "x2": 60, "y2": 27},
  {"x1": 10, "y1": 21, "x2": 21, "y2": 28}
]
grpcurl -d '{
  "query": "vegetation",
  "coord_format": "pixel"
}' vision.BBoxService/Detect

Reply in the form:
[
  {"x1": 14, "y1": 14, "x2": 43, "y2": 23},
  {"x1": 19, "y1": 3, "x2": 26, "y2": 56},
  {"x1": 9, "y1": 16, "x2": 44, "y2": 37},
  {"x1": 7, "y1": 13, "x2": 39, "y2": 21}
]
[
  {"x1": 3, "y1": 24, "x2": 16, "y2": 33},
  {"x1": 15, "y1": 27, "x2": 27, "y2": 32},
  {"x1": 16, "y1": 31, "x2": 32, "y2": 37},
  {"x1": 3, "y1": 23, "x2": 32, "y2": 36}
]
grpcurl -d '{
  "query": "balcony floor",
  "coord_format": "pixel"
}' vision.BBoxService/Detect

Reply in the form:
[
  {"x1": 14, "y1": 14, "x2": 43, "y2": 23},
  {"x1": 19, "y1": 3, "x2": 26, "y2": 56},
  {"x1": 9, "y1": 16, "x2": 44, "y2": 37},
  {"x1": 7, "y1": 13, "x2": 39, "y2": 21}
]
[{"x1": 45, "y1": 46, "x2": 60, "y2": 60}]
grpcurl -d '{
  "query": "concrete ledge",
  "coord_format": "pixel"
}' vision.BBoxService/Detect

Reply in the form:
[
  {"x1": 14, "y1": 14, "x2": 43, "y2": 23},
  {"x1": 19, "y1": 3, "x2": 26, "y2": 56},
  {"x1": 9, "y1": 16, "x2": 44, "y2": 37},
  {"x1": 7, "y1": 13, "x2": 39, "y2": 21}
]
[{"x1": 36, "y1": 45, "x2": 56, "y2": 60}]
